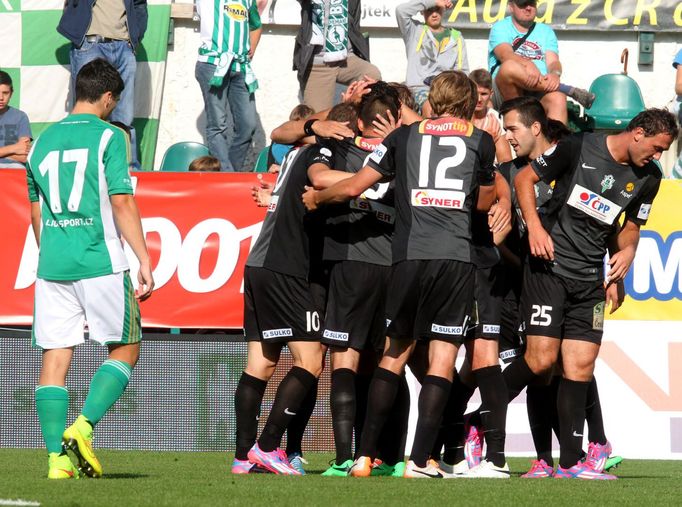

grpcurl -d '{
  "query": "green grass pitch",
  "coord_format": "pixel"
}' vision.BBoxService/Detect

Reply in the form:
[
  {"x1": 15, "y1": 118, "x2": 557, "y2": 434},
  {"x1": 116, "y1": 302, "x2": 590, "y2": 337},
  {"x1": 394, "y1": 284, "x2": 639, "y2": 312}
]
[{"x1": 1, "y1": 450, "x2": 680, "y2": 506}]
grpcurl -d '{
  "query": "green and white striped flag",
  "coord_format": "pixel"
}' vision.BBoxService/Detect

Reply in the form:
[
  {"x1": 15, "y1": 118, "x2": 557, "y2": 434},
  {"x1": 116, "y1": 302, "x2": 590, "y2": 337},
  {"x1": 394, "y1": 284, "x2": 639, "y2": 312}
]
[{"x1": 0, "y1": 0, "x2": 171, "y2": 170}]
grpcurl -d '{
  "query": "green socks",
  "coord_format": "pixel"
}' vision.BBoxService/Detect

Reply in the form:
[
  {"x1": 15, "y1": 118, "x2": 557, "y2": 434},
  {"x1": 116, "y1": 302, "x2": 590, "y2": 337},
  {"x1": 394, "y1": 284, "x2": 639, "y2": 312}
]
[
  {"x1": 82, "y1": 359, "x2": 133, "y2": 426},
  {"x1": 35, "y1": 386, "x2": 69, "y2": 454}
]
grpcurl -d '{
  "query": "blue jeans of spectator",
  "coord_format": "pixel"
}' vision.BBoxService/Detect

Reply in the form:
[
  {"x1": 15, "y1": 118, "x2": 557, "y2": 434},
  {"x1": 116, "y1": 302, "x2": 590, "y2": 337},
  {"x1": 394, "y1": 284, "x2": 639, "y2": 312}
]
[
  {"x1": 195, "y1": 61, "x2": 257, "y2": 172},
  {"x1": 70, "y1": 40, "x2": 139, "y2": 168}
]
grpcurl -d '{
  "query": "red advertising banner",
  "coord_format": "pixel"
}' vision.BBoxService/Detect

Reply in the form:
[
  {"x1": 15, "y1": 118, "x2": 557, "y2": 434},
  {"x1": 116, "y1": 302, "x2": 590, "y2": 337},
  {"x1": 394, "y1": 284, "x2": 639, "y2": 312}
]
[{"x1": 0, "y1": 169, "x2": 276, "y2": 329}]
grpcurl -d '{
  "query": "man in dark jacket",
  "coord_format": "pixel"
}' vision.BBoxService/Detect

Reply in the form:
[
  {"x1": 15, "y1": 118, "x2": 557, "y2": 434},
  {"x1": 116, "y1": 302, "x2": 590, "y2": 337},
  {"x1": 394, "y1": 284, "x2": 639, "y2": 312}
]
[
  {"x1": 293, "y1": 0, "x2": 381, "y2": 113},
  {"x1": 58, "y1": 0, "x2": 148, "y2": 167}
]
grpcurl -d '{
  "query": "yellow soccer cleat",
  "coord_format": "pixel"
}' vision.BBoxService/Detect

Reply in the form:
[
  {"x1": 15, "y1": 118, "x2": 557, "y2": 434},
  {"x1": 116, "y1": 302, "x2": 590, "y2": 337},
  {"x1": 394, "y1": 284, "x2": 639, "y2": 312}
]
[
  {"x1": 63, "y1": 415, "x2": 103, "y2": 478},
  {"x1": 47, "y1": 453, "x2": 80, "y2": 480}
]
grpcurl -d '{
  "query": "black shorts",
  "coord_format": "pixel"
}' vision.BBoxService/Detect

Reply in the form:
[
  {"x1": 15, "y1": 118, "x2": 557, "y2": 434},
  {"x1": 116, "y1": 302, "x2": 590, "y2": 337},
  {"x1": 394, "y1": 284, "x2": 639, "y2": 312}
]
[
  {"x1": 243, "y1": 266, "x2": 324, "y2": 343},
  {"x1": 321, "y1": 261, "x2": 390, "y2": 351},
  {"x1": 498, "y1": 294, "x2": 524, "y2": 363},
  {"x1": 385, "y1": 259, "x2": 474, "y2": 344},
  {"x1": 521, "y1": 264, "x2": 605, "y2": 344},
  {"x1": 466, "y1": 264, "x2": 506, "y2": 341}
]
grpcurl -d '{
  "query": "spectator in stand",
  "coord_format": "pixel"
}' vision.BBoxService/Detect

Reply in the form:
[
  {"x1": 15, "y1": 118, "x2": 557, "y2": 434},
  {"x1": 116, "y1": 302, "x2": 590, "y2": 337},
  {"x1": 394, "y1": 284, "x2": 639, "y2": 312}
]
[
  {"x1": 470, "y1": 69, "x2": 512, "y2": 163},
  {"x1": 294, "y1": 0, "x2": 381, "y2": 113},
  {"x1": 396, "y1": 0, "x2": 468, "y2": 115},
  {"x1": 196, "y1": 0, "x2": 262, "y2": 172},
  {"x1": 189, "y1": 155, "x2": 221, "y2": 172},
  {"x1": 488, "y1": 0, "x2": 594, "y2": 125},
  {"x1": 57, "y1": 0, "x2": 147, "y2": 169},
  {"x1": 670, "y1": 47, "x2": 682, "y2": 179},
  {"x1": 0, "y1": 71, "x2": 31, "y2": 168}
]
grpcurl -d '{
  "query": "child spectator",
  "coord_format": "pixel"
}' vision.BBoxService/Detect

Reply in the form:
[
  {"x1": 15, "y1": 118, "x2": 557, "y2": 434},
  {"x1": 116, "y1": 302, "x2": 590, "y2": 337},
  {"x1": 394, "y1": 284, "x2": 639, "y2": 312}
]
[
  {"x1": 0, "y1": 71, "x2": 32, "y2": 168},
  {"x1": 189, "y1": 155, "x2": 221, "y2": 172},
  {"x1": 470, "y1": 69, "x2": 512, "y2": 163}
]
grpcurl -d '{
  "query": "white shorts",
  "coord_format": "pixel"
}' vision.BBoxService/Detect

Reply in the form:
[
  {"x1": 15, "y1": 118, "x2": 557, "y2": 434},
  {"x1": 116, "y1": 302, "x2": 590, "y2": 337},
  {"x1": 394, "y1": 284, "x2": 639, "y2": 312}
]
[{"x1": 33, "y1": 271, "x2": 141, "y2": 350}]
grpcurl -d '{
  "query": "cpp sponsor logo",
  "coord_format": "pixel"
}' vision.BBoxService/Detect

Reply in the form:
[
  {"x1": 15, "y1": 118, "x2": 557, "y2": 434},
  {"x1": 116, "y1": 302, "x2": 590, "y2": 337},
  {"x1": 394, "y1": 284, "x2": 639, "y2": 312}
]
[
  {"x1": 15, "y1": 217, "x2": 264, "y2": 294},
  {"x1": 323, "y1": 330, "x2": 349, "y2": 342},
  {"x1": 262, "y1": 328, "x2": 293, "y2": 339},
  {"x1": 411, "y1": 189, "x2": 465, "y2": 209},
  {"x1": 431, "y1": 323, "x2": 463, "y2": 335},
  {"x1": 580, "y1": 192, "x2": 611, "y2": 214},
  {"x1": 625, "y1": 231, "x2": 682, "y2": 302},
  {"x1": 567, "y1": 184, "x2": 621, "y2": 224}
]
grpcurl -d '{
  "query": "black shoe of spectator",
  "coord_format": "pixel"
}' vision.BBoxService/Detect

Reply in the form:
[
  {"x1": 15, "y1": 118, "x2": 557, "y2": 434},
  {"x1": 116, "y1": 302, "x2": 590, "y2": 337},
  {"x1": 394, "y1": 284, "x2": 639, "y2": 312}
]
[{"x1": 568, "y1": 87, "x2": 596, "y2": 109}]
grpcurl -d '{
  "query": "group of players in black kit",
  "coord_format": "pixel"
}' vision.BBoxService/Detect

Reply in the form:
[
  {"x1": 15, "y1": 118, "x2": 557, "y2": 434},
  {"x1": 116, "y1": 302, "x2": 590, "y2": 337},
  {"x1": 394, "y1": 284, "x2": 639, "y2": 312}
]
[{"x1": 230, "y1": 71, "x2": 679, "y2": 480}]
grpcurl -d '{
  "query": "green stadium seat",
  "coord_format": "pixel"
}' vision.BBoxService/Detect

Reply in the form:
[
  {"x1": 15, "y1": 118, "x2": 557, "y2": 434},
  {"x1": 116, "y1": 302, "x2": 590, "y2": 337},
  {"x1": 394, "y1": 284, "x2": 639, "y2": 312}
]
[
  {"x1": 252, "y1": 146, "x2": 270, "y2": 172},
  {"x1": 159, "y1": 142, "x2": 209, "y2": 171},
  {"x1": 585, "y1": 74, "x2": 646, "y2": 131}
]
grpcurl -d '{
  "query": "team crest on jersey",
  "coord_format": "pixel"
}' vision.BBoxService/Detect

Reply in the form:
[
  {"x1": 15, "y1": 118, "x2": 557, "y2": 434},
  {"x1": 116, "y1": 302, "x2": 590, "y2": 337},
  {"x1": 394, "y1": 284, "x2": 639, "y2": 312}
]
[
  {"x1": 601, "y1": 174, "x2": 615, "y2": 193},
  {"x1": 566, "y1": 184, "x2": 622, "y2": 224},
  {"x1": 225, "y1": 3, "x2": 247, "y2": 21},
  {"x1": 412, "y1": 189, "x2": 465, "y2": 209},
  {"x1": 418, "y1": 117, "x2": 473, "y2": 137},
  {"x1": 355, "y1": 136, "x2": 382, "y2": 152}
]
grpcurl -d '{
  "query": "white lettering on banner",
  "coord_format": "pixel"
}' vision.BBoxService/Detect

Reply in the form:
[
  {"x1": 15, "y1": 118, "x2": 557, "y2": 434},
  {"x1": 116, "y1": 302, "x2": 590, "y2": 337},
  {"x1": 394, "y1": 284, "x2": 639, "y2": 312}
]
[
  {"x1": 14, "y1": 218, "x2": 264, "y2": 294},
  {"x1": 629, "y1": 232, "x2": 682, "y2": 299}
]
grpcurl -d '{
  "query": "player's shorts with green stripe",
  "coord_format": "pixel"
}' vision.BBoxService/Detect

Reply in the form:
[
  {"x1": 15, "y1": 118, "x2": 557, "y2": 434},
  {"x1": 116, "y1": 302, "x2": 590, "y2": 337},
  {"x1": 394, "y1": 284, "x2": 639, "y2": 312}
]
[{"x1": 32, "y1": 271, "x2": 141, "y2": 349}]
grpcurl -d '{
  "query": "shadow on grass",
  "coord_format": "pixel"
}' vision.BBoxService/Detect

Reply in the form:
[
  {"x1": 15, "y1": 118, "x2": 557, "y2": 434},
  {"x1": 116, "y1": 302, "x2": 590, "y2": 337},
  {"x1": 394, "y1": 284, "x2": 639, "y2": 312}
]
[{"x1": 103, "y1": 473, "x2": 149, "y2": 479}]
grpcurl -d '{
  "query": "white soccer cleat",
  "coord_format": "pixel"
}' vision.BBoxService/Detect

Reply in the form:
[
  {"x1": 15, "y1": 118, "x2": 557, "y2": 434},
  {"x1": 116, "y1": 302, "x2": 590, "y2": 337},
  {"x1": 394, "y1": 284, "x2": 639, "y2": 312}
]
[
  {"x1": 439, "y1": 459, "x2": 469, "y2": 478},
  {"x1": 403, "y1": 459, "x2": 445, "y2": 479},
  {"x1": 461, "y1": 459, "x2": 510, "y2": 479}
]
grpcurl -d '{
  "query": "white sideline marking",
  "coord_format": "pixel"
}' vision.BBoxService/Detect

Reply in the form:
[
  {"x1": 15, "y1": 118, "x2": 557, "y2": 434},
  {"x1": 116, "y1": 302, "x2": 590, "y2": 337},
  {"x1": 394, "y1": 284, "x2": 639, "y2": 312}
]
[
  {"x1": 0, "y1": 500, "x2": 40, "y2": 506},
  {"x1": 0, "y1": 0, "x2": 12, "y2": 10}
]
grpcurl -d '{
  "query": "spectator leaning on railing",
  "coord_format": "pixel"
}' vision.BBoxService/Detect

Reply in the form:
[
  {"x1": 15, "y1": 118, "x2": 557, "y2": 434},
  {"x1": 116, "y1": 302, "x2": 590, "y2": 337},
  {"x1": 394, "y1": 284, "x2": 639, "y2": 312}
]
[{"x1": 0, "y1": 71, "x2": 32, "y2": 169}]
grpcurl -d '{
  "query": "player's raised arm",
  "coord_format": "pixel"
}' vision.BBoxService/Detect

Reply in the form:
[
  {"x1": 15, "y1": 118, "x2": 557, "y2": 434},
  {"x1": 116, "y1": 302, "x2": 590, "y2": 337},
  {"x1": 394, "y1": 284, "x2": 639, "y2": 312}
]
[
  {"x1": 307, "y1": 162, "x2": 354, "y2": 190},
  {"x1": 110, "y1": 194, "x2": 154, "y2": 300}
]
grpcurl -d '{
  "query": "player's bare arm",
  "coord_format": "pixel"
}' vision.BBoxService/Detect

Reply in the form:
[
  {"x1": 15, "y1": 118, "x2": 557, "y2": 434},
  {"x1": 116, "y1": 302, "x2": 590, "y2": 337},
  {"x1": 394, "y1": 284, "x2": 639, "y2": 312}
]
[
  {"x1": 110, "y1": 194, "x2": 154, "y2": 301},
  {"x1": 606, "y1": 219, "x2": 641, "y2": 285},
  {"x1": 489, "y1": 171, "x2": 512, "y2": 236},
  {"x1": 307, "y1": 162, "x2": 354, "y2": 190},
  {"x1": 515, "y1": 165, "x2": 554, "y2": 261},
  {"x1": 30, "y1": 201, "x2": 41, "y2": 246},
  {"x1": 302, "y1": 165, "x2": 383, "y2": 211},
  {"x1": 271, "y1": 118, "x2": 354, "y2": 144}
]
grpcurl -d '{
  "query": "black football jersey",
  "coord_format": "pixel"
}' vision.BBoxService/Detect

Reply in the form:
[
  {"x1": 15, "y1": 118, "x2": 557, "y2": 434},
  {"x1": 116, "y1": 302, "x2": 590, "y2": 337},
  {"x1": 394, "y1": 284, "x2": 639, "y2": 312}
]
[
  {"x1": 246, "y1": 144, "x2": 333, "y2": 279},
  {"x1": 530, "y1": 132, "x2": 660, "y2": 281},
  {"x1": 367, "y1": 118, "x2": 496, "y2": 263},
  {"x1": 323, "y1": 136, "x2": 394, "y2": 266}
]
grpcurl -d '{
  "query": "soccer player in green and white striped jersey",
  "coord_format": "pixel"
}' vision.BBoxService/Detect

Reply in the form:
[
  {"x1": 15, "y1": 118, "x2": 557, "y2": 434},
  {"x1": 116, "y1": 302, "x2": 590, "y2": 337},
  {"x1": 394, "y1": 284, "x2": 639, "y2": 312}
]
[
  {"x1": 26, "y1": 59, "x2": 154, "y2": 480},
  {"x1": 195, "y1": 0, "x2": 262, "y2": 172}
]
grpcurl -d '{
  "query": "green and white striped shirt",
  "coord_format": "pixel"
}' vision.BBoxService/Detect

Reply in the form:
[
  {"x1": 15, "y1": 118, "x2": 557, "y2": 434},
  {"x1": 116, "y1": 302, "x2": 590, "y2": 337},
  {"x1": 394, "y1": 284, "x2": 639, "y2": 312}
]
[{"x1": 197, "y1": 0, "x2": 261, "y2": 73}]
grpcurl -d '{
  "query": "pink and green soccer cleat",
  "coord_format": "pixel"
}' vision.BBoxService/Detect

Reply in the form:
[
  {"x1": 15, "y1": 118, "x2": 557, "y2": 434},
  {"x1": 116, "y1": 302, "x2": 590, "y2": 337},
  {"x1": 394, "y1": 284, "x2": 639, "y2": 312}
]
[{"x1": 585, "y1": 441, "x2": 613, "y2": 472}]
